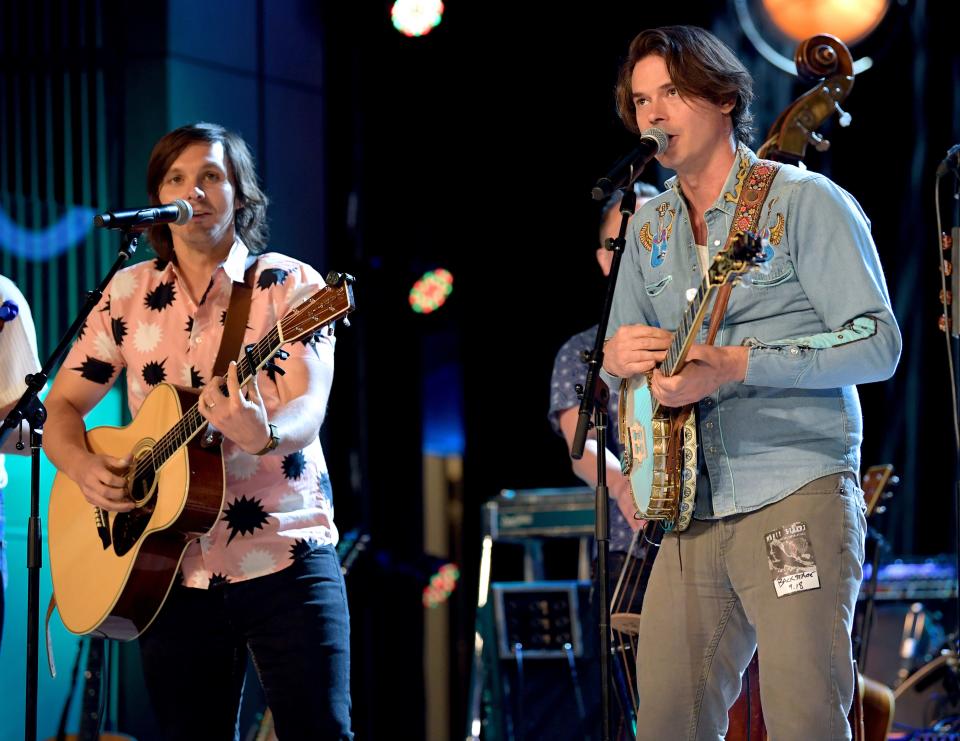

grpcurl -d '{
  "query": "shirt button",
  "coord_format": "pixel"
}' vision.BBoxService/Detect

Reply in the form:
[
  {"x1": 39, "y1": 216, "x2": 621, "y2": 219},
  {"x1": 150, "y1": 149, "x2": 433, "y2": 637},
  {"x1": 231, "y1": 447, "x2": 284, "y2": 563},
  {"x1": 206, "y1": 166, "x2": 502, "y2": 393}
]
[
  {"x1": 709, "y1": 446, "x2": 718, "y2": 454},
  {"x1": 195, "y1": 336, "x2": 203, "y2": 344},
  {"x1": 705, "y1": 421, "x2": 714, "y2": 429},
  {"x1": 789, "y1": 346, "x2": 798, "y2": 355}
]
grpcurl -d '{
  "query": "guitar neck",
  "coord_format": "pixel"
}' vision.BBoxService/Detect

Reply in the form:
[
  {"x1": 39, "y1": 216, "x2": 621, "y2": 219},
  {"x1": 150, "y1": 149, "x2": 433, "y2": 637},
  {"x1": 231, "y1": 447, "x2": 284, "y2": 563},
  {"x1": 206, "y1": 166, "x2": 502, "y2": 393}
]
[
  {"x1": 661, "y1": 277, "x2": 716, "y2": 378},
  {"x1": 150, "y1": 325, "x2": 285, "y2": 470}
]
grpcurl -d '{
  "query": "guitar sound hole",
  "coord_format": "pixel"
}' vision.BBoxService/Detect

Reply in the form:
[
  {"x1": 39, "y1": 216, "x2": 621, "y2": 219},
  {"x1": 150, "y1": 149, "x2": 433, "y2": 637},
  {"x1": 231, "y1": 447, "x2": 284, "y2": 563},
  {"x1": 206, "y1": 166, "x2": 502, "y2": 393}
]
[{"x1": 112, "y1": 463, "x2": 158, "y2": 557}]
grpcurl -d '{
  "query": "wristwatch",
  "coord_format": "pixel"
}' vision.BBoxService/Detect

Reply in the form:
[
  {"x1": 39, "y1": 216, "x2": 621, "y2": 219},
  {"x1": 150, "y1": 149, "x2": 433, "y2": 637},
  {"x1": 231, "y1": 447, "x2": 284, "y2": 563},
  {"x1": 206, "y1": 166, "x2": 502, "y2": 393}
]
[{"x1": 254, "y1": 423, "x2": 279, "y2": 456}]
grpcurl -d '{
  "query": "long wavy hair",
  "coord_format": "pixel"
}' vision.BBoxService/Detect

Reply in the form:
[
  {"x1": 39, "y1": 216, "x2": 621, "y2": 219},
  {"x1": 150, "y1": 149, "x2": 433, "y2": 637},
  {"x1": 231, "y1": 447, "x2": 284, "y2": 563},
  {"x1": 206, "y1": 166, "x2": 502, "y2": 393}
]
[{"x1": 145, "y1": 122, "x2": 269, "y2": 260}]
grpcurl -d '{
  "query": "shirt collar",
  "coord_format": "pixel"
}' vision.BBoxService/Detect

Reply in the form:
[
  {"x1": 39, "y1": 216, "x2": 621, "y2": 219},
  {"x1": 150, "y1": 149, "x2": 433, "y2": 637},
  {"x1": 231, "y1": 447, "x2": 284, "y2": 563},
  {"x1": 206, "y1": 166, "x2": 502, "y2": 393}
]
[
  {"x1": 220, "y1": 239, "x2": 251, "y2": 283},
  {"x1": 664, "y1": 142, "x2": 758, "y2": 217}
]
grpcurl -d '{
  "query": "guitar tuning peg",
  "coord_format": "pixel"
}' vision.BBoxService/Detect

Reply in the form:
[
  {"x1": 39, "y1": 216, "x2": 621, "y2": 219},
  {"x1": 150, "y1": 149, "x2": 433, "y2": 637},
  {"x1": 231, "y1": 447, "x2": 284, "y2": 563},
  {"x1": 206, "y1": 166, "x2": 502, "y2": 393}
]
[
  {"x1": 941, "y1": 289, "x2": 953, "y2": 306},
  {"x1": 874, "y1": 505, "x2": 886, "y2": 515},
  {"x1": 889, "y1": 475, "x2": 900, "y2": 486},
  {"x1": 939, "y1": 316, "x2": 952, "y2": 333},
  {"x1": 834, "y1": 102, "x2": 852, "y2": 127},
  {"x1": 942, "y1": 232, "x2": 953, "y2": 251},
  {"x1": 342, "y1": 317, "x2": 350, "y2": 328},
  {"x1": 945, "y1": 260, "x2": 954, "y2": 277},
  {"x1": 575, "y1": 383, "x2": 584, "y2": 401},
  {"x1": 806, "y1": 130, "x2": 831, "y2": 152}
]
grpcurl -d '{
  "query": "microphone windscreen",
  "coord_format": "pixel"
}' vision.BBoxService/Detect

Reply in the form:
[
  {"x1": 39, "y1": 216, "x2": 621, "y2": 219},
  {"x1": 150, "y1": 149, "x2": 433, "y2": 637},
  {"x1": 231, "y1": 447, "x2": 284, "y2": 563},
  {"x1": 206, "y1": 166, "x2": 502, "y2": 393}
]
[
  {"x1": 641, "y1": 127, "x2": 669, "y2": 155},
  {"x1": 173, "y1": 198, "x2": 193, "y2": 226},
  {"x1": 173, "y1": 199, "x2": 193, "y2": 225}
]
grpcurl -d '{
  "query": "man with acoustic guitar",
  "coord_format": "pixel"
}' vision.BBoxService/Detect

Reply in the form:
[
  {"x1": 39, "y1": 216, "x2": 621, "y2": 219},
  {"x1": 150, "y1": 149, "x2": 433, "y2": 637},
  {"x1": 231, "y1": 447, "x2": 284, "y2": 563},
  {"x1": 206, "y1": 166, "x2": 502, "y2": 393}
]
[
  {"x1": 44, "y1": 123, "x2": 352, "y2": 739},
  {"x1": 601, "y1": 27, "x2": 901, "y2": 739}
]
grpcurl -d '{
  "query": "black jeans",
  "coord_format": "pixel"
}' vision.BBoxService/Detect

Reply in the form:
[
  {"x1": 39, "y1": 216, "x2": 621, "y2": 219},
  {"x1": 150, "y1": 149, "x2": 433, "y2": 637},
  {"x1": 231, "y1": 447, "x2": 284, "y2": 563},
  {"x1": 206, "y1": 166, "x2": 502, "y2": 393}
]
[{"x1": 139, "y1": 544, "x2": 352, "y2": 740}]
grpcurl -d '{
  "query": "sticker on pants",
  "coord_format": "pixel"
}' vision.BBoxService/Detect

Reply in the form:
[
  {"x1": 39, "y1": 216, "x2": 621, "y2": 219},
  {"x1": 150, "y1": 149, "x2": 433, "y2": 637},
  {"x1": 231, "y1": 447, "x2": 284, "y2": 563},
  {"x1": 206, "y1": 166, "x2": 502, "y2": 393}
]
[{"x1": 765, "y1": 521, "x2": 820, "y2": 597}]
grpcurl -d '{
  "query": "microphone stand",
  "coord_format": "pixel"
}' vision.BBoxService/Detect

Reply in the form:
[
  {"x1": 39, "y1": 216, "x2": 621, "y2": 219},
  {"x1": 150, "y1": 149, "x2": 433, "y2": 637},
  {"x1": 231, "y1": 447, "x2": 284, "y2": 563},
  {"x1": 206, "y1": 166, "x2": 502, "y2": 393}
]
[
  {"x1": 571, "y1": 187, "x2": 637, "y2": 741},
  {"x1": 0, "y1": 229, "x2": 139, "y2": 741}
]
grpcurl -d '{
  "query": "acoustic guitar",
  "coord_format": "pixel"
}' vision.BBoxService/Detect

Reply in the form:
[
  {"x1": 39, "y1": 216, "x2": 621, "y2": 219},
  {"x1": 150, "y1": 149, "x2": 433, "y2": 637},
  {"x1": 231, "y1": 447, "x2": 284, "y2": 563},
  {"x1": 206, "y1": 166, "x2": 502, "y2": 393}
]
[{"x1": 48, "y1": 273, "x2": 355, "y2": 641}]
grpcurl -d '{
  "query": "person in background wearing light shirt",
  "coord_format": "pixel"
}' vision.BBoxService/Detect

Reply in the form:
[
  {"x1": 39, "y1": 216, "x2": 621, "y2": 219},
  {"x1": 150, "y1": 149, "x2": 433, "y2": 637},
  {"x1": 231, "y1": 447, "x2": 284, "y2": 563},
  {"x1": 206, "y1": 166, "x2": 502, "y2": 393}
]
[{"x1": 0, "y1": 273, "x2": 43, "y2": 651}]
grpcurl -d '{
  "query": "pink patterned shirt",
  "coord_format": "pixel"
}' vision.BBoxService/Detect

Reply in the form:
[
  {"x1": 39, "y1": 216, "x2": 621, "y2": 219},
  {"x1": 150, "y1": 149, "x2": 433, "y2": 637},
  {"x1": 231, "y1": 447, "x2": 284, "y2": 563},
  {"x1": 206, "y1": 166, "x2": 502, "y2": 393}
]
[{"x1": 62, "y1": 241, "x2": 338, "y2": 588}]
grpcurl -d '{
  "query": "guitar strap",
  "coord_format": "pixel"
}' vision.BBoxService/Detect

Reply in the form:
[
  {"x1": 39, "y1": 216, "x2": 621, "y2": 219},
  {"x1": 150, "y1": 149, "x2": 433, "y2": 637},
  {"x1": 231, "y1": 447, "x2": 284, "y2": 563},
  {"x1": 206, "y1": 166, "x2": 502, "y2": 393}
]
[
  {"x1": 704, "y1": 158, "x2": 782, "y2": 343},
  {"x1": 213, "y1": 254, "x2": 259, "y2": 377},
  {"x1": 666, "y1": 159, "x2": 782, "y2": 528}
]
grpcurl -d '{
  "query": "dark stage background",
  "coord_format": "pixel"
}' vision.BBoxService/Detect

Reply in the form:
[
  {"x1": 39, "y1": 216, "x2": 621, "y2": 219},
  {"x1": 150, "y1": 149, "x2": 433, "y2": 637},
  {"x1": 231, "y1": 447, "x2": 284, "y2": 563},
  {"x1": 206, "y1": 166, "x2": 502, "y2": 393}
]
[{"x1": 1, "y1": 1, "x2": 959, "y2": 739}]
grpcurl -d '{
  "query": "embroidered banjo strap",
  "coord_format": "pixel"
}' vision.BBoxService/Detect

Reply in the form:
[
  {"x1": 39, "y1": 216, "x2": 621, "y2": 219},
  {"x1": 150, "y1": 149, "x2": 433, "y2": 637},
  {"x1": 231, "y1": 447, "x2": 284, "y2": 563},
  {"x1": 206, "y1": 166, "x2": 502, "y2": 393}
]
[{"x1": 704, "y1": 158, "x2": 781, "y2": 345}]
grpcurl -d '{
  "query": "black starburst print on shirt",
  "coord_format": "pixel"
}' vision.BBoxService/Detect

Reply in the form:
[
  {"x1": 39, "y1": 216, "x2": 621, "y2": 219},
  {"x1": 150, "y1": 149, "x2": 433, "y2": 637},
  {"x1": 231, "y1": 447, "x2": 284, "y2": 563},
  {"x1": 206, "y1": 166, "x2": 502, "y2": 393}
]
[
  {"x1": 77, "y1": 320, "x2": 87, "y2": 340},
  {"x1": 185, "y1": 315, "x2": 194, "y2": 334},
  {"x1": 257, "y1": 268, "x2": 288, "y2": 290},
  {"x1": 208, "y1": 572, "x2": 230, "y2": 588},
  {"x1": 144, "y1": 280, "x2": 176, "y2": 312},
  {"x1": 281, "y1": 451, "x2": 307, "y2": 480},
  {"x1": 289, "y1": 538, "x2": 319, "y2": 561},
  {"x1": 154, "y1": 257, "x2": 168, "y2": 272},
  {"x1": 189, "y1": 366, "x2": 205, "y2": 389},
  {"x1": 142, "y1": 358, "x2": 168, "y2": 386},
  {"x1": 99, "y1": 298, "x2": 111, "y2": 314},
  {"x1": 222, "y1": 495, "x2": 270, "y2": 544},
  {"x1": 72, "y1": 357, "x2": 115, "y2": 385},
  {"x1": 111, "y1": 317, "x2": 128, "y2": 346}
]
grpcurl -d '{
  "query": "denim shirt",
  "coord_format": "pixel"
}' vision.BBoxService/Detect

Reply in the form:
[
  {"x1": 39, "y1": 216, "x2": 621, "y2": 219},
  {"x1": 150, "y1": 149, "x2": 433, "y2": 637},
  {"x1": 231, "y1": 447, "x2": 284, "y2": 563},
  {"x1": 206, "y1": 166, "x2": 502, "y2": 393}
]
[{"x1": 604, "y1": 144, "x2": 901, "y2": 518}]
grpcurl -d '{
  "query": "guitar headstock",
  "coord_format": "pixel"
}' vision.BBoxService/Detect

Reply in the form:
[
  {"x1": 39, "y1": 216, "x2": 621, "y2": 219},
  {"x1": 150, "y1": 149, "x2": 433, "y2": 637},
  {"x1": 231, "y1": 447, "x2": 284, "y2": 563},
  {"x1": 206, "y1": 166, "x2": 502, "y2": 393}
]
[
  {"x1": 861, "y1": 463, "x2": 897, "y2": 518},
  {"x1": 707, "y1": 231, "x2": 766, "y2": 287},
  {"x1": 279, "y1": 273, "x2": 356, "y2": 344}
]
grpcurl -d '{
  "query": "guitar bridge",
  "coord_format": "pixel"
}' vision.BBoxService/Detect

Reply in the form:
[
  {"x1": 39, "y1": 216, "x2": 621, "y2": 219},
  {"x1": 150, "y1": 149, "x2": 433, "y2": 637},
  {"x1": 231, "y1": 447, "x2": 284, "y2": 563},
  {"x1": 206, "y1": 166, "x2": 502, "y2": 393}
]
[{"x1": 94, "y1": 507, "x2": 111, "y2": 550}]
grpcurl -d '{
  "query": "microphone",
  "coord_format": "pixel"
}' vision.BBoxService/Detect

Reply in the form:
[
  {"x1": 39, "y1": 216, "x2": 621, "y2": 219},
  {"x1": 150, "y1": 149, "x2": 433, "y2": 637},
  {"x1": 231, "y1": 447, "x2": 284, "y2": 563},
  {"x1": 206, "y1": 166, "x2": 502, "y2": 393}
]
[
  {"x1": 936, "y1": 143, "x2": 960, "y2": 178},
  {"x1": 94, "y1": 199, "x2": 193, "y2": 230},
  {"x1": 592, "y1": 128, "x2": 669, "y2": 201}
]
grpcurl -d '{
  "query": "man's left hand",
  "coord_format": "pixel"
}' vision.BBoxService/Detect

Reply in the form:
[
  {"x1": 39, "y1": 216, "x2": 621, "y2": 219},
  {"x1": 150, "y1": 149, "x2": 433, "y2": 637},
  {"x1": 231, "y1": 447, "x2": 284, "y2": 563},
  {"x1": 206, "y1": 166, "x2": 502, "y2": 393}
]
[
  {"x1": 651, "y1": 344, "x2": 748, "y2": 407},
  {"x1": 198, "y1": 361, "x2": 272, "y2": 454}
]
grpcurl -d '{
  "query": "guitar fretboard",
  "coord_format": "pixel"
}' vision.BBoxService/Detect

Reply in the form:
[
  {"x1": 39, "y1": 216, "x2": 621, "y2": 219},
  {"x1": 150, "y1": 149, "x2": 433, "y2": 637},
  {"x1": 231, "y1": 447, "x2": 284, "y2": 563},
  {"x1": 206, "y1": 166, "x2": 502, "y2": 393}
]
[
  {"x1": 130, "y1": 282, "x2": 350, "y2": 481},
  {"x1": 661, "y1": 277, "x2": 715, "y2": 378},
  {"x1": 146, "y1": 327, "x2": 281, "y2": 473}
]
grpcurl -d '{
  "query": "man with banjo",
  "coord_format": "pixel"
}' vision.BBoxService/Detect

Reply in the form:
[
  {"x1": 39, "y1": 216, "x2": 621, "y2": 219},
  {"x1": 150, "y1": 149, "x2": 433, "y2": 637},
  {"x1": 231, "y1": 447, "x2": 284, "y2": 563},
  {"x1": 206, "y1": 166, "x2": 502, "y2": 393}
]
[{"x1": 602, "y1": 26, "x2": 900, "y2": 738}]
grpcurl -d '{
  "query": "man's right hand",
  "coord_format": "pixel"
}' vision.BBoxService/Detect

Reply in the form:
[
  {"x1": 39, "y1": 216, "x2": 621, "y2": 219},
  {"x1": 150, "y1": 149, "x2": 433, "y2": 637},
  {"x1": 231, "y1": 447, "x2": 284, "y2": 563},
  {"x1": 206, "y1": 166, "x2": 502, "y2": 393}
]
[
  {"x1": 70, "y1": 454, "x2": 134, "y2": 511},
  {"x1": 603, "y1": 324, "x2": 672, "y2": 378}
]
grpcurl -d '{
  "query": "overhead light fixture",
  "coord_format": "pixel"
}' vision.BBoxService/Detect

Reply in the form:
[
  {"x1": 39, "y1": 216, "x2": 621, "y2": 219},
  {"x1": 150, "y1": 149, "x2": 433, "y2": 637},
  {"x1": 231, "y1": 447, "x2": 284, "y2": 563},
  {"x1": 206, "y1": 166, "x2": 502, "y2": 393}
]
[{"x1": 761, "y1": 0, "x2": 889, "y2": 45}]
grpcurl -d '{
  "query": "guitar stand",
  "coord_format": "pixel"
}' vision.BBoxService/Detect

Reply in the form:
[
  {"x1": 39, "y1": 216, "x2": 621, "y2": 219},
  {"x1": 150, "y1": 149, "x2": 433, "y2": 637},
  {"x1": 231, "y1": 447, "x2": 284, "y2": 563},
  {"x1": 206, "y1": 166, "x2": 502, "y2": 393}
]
[{"x1": 0, "y1": 229, "x2": 139, "y2": 741}]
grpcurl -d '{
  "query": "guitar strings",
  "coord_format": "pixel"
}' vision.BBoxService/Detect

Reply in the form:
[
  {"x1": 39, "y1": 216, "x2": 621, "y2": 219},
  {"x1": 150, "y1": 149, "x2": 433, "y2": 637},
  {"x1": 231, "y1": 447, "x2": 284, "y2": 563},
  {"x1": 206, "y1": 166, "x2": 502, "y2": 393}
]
[{"x1": 130, "y1": 289, "x2": 343, "y2": 481}]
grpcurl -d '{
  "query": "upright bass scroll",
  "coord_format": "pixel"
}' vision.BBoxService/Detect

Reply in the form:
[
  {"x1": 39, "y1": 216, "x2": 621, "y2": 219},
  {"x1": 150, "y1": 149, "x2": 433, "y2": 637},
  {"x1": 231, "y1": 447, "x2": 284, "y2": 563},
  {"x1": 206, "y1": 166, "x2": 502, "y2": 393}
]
[{"x1": 757, "y1": 33, "x2": 855, "y2": 165}]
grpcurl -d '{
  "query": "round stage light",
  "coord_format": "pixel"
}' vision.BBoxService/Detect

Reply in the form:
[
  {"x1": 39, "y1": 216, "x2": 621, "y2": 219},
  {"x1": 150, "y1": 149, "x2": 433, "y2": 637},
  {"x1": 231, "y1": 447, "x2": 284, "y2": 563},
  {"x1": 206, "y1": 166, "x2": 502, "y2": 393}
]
[
  {"x1": 761, "y1": 0, "x2": 889, "y2": 44},
  {"x1": 409, "y1": 268, "x2": 454, "y2": 314},
  {"x1": 391, "y1": 0, "x2": 444, "y2": 38}
]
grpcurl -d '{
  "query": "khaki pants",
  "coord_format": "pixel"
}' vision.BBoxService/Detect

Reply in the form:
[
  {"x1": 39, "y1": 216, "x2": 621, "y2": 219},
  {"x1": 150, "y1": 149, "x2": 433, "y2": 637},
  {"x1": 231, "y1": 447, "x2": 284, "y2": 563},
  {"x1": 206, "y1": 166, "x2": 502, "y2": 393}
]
[{"x1": 635, "y1": 473, "x2": 866, "y2": 741}]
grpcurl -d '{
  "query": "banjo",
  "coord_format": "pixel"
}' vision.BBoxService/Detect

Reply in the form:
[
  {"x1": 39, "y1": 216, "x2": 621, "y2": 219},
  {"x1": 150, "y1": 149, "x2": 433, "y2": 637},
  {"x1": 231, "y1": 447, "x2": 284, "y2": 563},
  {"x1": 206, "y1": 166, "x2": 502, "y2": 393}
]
[{"x1": 618, "y1": 231, "x2": 764, "y2": 531}]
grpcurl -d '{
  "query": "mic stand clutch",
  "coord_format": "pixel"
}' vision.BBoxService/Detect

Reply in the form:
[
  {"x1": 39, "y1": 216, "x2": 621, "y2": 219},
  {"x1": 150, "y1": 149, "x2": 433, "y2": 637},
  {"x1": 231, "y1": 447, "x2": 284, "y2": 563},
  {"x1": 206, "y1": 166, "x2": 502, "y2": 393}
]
[
  {"x1": 571, "y1": 187, "x2": 637, "y2": 741},
  {"x1": 0, "y1": 229, "x2": 139, "y2": 741}
]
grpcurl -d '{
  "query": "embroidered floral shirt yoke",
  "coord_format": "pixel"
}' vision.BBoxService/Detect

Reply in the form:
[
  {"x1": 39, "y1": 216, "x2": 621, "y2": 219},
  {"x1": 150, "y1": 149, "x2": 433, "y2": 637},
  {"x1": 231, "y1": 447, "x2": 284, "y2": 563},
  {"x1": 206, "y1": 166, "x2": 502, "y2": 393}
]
[{"x1": 61, "y1": 241, "x2": 337, "y2": 588}]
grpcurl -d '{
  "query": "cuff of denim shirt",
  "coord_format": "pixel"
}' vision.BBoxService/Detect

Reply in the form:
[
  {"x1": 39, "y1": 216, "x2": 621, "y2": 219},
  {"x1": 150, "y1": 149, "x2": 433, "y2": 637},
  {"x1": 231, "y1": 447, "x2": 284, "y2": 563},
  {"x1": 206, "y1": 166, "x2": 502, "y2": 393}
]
[{"x1": 742, "y1": 343, "x2": 814, "y2": 387}]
